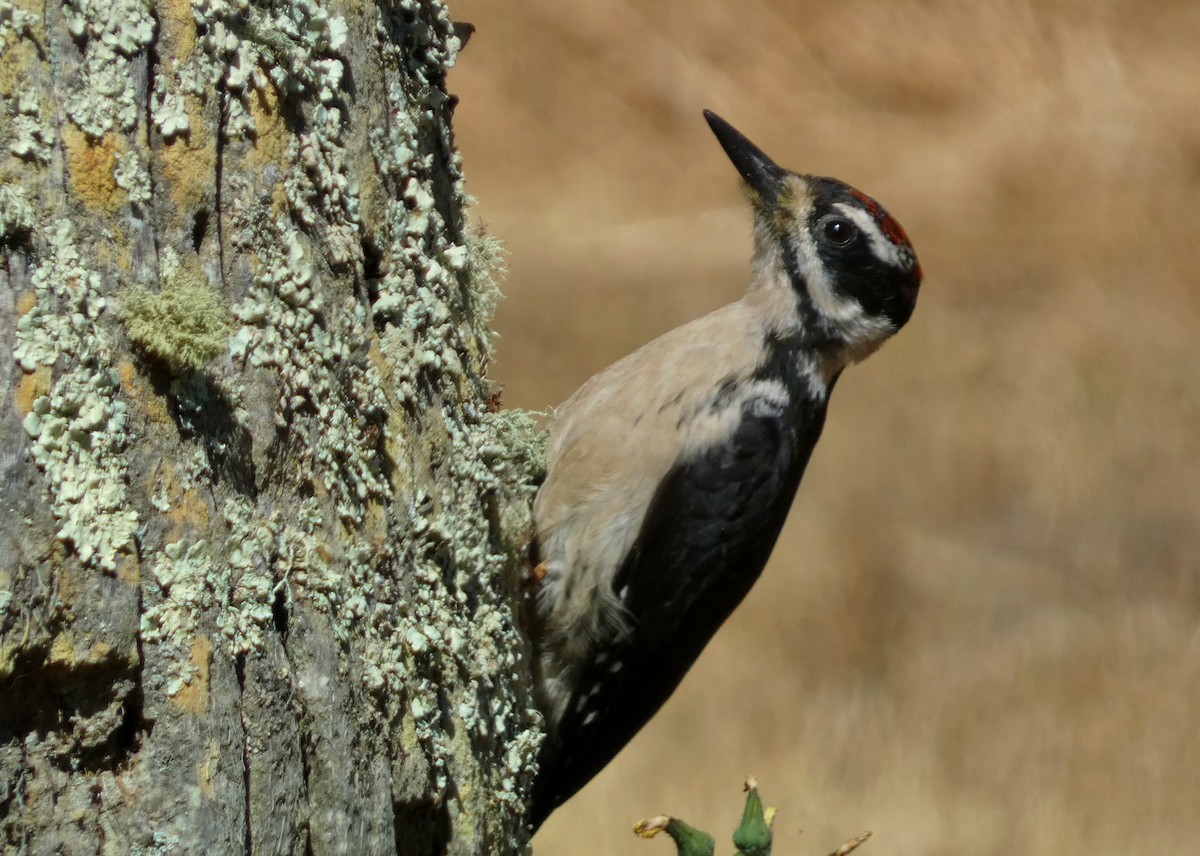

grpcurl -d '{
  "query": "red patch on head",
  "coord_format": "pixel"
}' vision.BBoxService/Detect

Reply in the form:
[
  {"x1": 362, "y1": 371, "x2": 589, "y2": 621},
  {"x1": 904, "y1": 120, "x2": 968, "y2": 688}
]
[{"x1": 850, "y1": 189, "x2": 912, "y2": 249}]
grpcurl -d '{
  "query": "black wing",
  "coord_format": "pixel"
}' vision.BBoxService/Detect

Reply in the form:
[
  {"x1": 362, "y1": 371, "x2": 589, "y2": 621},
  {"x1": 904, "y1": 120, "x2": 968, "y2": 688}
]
[{"x1": 530, "y1": 399, "x2": 828, "y2": 828}]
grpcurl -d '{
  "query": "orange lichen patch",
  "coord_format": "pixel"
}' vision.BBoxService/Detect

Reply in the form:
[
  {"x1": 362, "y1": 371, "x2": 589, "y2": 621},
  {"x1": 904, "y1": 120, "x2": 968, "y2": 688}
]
[
  {"x1": 48, "y1": 633, "x2": 76, "y2": 666},
  {"x1": 159, "y1": 102, "x2": 216, "y2": 213},
  {"x1": 157, "y1": 0, "x2": 198, "y2": 64},
  {"x1": 168, "y1": 484, "x2": 212, "y2": 533},
  {"x1": 310, "y1": 477, "x2": 330, "y2": 501},
  {"x1": 46, "y1": 635, "x2": 118, "y2": 669},
  {"x1": 62, "y1": 126, "x2": 126, "y2": 213},
  {"x1": 0, "y1": 1, "x2": 42, "y2": 99},
  {"x1": 174, "y1": 252, "x2": 209, "y2": 284},
  {"x1": 117, "y1": 358, "x2": 172, "y2": 427},
  {"x1": 0, "y1": 62, "x2": 25, "y2": 100},
  {"x1": 356, "y1": 154, "x2": 384, "y2": 225},
  {"x1": 114, "y1": 552, "x2": 141, "y2": 585},
  {"x1": 153, "y1": 0, "x2": 210, "y2": 216},
  {"x1": 362, "y1": 502, "x2": 389, "y2": 545},
  {"x1": 14, "y1": 367, "x2": 51, "y2": 415},
  {"x1": 172, "y1": 635, "x2": 212, "y2": 714},
  {"x1": 116, "y1": 358, "x2": 137, "y2": 388},
  {"x1": 83, "y1": 640, "x2": 114, "y2": 663},
  {"x1": 15, "y1": 289, "x2": 36, "y2": 316},
  {"x1": 96, "y1": 235, "x2": 133, "y2": 273},
  {"x1": 196, "y1": 741, "x2": 220, "y2": 799},
  {"x1": 347, "y1": 518, "x2": 390, "y2": 571},
  {"x1": 51, "y1": 554, "x2": 81, "y2": 607},
  {"x1": 145, "y1": 461, "x2": 212, "y2": 534},
  {"x1": 246, "y1": 81, "x2": 289, "y2": 169}
]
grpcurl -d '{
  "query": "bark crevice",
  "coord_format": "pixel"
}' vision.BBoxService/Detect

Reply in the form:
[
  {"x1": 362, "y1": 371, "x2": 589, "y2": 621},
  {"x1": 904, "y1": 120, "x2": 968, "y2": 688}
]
[{"x1": 234, "y1": 652, "x2": 253, "y2": 856}]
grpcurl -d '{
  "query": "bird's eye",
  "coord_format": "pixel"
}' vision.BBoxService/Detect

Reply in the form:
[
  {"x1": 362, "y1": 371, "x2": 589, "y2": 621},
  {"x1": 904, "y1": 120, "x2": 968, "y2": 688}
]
[{"x1": 821, "y1": 217, "x2": 858, "y2": 247}]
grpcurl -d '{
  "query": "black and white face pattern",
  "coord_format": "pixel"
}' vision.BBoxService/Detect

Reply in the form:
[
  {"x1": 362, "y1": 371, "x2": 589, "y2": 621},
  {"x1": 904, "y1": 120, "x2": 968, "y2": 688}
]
[
  {"x1": 702, "y1": 110, "x2": 920, "y2": 348},
  {"x1": 785, "y1": 177, "x2": 922, "y2": 338}
]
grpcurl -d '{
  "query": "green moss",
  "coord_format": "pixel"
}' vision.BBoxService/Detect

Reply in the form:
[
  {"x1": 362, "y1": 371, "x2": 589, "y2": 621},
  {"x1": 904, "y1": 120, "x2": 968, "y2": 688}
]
[
  {"x1": 462, "y1": 222, "x2": 508, "y2": 355},
  {"x1": 122, "y1": 279, "x2": 230, "y2": 373},
  {"x1": 480, "y1": 408, "x2": 546, "y2": 481}
]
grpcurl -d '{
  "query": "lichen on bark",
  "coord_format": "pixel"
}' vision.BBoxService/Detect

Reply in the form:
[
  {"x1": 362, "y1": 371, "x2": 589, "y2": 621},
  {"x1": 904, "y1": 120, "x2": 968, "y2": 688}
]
[{"x1": 0, "y1": 1, "x2": 543, "y2": 853}]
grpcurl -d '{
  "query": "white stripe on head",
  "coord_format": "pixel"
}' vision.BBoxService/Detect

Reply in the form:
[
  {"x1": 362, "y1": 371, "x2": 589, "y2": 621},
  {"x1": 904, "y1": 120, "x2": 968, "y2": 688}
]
[
  {"x1": 791, "y1": 220, "x2": 869, "y2": 326},
  {"x1": 834, "y1": 202, "x2": 906, "y2": 270},
  {"x1": 789, "y1": 213, "x2": 897, "y2": 361}
]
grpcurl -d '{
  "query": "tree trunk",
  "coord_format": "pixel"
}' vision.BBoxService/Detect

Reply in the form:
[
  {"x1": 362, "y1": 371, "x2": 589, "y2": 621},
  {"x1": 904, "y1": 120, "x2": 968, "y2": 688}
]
[{"x1": 0, "y1": 1, "x2": 543, "y2": 853}]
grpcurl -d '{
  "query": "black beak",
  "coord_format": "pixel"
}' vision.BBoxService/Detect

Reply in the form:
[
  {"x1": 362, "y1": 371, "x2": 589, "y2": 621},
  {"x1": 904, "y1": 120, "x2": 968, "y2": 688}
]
[{"x1": 703, "y1": 110, "x2": 788, "y2": 206}]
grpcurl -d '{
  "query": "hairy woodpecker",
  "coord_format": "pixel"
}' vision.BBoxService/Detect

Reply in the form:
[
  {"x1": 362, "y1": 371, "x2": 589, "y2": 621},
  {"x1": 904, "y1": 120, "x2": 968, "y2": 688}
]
[{"x1": 527, "y1": 110, "x2": 922, "y2": 829}]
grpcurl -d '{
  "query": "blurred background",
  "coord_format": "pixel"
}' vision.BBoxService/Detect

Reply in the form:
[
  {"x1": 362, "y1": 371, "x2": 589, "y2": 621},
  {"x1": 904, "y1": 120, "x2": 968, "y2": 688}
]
[{"x1": 447, "y1": 2, "x2": 1200, "y2": 853}]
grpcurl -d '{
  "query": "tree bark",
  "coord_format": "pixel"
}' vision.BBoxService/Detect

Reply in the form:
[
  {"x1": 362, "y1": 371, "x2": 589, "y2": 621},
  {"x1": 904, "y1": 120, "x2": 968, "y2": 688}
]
[{"x1": 0, "y1": 1, "x2": 543, "y2": 853}]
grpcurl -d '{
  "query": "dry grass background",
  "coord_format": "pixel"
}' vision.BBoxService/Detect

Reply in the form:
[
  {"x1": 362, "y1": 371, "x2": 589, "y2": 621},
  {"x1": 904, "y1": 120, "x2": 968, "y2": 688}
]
[{"x1": 446, "y1": 2, "x2": 1200, "y2": 853}]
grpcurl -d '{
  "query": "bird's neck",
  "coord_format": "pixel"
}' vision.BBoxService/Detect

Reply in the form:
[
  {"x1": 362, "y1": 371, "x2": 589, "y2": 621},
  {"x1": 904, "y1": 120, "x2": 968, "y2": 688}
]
[{"x1": 750, "y1": 328, "x2": 842, "y2": 406}]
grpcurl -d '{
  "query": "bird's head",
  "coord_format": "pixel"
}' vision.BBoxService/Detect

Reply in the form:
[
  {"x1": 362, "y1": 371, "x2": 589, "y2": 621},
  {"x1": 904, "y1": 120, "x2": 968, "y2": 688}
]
[{"x1": 704, "y1": 109, "x2": 922, "y2": 363}]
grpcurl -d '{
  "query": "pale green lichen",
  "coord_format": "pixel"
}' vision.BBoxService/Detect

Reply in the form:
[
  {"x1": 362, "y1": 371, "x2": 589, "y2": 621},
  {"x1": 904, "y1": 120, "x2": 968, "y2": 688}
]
[
  {"x1": 141, "y1": 538, "x2": 214, "y2": 656},
  {"x1": 229, "y1": 214, "x2": 389, "y2": 524},
  {"x1": 149, "y1": 482, "x2": 171, "y2": 512},
  {"x1": 132, "y1": 1, "x2": 541, "y2": 842},
  {"x1": 0, "y1": 0, "x2": 36, "y2": 48},
  {"x1": 268, "y1": 1, "x2": 357, "y2": 265},
  {"x1": 9, "y1": 91, "x2": 52, "y2": 164},
  {"x1": 158, "y1": 244, "x2": 182, "y2": 280},
  {"x1": 236, "y1": 0, "x2": 347, "y2": 100},
  {"x1": 128, "y1": 831, "x2": 182, "y2": 856},
  {"x1": 142, "y1": 497, "x2": 331, "y2": 684},
  {"x1": 386, "y1": 396, "x2": 545, "y2": 815},
  {"x1": 0, "y1": 183, "x2": 33, "y2": 240},
  {"x1": 177, "y1": 446, "x2": 212, "y2": 493},
  {"x1": 355, "y1": 5, "x2": 544, "y2": 834},
  {"x1": 285, "y1": 101, "x2": 360, "y2": 265},
  {"x1": 113, "y1": 148, "x2": 151, "y2": 208},
  {"x1": 122, "y1": 278, "x2": 230, "y2": 373},
  {"x1": 14, "y1": 219, "x2": 137, "y2": 572},
  {"x1": 149, "y1": 83, "x2": 189, "y2": 139},
  {"x1": 480, "y1": 409, "x2": 546, "y2": 491},
  {"x1": 162, "y1": 0, "x2": 357, "y2": 264},
  {"x1": 218, "y1": 498, "x2": 285, "y2": 654},
  {"x1": 61, "y1": 0, "x2": 155, "y2": 137}
]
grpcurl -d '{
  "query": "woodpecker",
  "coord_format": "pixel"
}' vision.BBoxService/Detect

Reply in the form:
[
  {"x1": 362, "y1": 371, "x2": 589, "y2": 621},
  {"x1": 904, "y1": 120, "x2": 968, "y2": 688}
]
[{"x1": 527, "y1": 110, "x2": 922, "y2": 829}]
